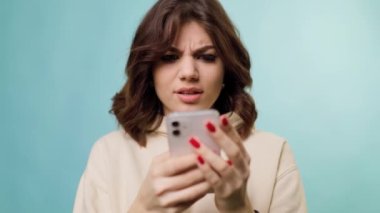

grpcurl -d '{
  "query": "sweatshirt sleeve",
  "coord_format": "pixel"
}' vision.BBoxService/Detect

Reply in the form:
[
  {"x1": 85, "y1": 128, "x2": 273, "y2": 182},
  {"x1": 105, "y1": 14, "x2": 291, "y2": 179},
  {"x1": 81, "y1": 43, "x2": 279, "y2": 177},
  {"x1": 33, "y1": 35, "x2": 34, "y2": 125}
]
[
  {"x1": 73, "y1": 140, "x2": 114, "y2": 213},
  {"x1": 269, "y1": 142, "x2": 308, "y2": 213}
]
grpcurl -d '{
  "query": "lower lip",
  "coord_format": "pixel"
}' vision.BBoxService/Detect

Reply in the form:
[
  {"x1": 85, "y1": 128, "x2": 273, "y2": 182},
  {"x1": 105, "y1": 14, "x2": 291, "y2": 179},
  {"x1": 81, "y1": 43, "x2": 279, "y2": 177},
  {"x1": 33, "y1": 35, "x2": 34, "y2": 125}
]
[{"x1": 176, "y1": 93, "x2": 202, "y2": 104}]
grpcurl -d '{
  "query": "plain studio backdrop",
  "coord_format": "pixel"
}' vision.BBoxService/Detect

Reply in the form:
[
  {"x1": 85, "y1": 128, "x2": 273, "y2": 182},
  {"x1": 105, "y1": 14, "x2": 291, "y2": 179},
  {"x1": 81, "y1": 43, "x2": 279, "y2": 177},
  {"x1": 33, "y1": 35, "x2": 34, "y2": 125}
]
[{"x1": 1, "y1": 0, "x2": 379, "y2": 212}]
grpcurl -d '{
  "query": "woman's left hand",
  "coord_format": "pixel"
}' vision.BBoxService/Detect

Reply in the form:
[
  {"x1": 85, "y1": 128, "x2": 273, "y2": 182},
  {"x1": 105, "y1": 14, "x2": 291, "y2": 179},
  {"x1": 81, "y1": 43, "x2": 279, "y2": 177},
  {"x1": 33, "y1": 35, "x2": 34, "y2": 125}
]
[{"x1": 189, "y1": 115, "x2": 253, "y2": 213}]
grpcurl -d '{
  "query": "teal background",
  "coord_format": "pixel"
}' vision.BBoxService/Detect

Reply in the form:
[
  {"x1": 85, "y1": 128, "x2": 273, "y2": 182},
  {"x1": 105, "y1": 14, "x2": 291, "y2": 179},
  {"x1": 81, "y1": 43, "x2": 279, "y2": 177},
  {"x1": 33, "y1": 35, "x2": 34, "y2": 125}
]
[{"x1": 1, "y1": 0, "x2": 379, "y2": 212}]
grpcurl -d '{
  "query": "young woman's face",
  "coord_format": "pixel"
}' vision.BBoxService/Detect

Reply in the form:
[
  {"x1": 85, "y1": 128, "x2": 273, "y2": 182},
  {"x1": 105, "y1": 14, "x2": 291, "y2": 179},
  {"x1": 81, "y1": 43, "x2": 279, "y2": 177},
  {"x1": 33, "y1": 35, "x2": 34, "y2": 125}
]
[{"x1": 153, "y1": 21, "x2": 224, "y2": 115}]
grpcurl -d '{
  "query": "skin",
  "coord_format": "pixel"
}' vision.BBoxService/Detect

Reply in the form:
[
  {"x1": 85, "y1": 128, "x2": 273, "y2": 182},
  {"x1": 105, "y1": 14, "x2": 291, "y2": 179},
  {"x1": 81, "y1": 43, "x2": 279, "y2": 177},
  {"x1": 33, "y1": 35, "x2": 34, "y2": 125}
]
[
  {"x1": 191, "y1": 116, "x2": 253, "y2": 213},
  {"x1": 153, "y1": 21, "x2": 224, "y2": 114},
  {"x1": 130, "y1": 21, "x2": 252, "y2": 212}
]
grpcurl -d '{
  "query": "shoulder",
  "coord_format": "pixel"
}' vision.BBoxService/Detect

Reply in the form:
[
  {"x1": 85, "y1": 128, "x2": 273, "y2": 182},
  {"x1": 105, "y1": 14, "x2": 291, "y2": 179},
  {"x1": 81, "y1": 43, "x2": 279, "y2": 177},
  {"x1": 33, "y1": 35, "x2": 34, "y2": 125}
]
[
  {"x1": 95, "y1": 129, "x2": 132, "y2": 146},
  {"x1": 244, "y1": 130, "x2": 287, "y2": 154},
  {"x1": 88, "y1": 129, "x2": 137, "y2": 160},
  {"x1": 244, "y1": 130, "x2": 298, "y2": 177},
  {"x1": 248, "y1": 130, "x2": 286, "y2": 144},
  {"x1": 246, "y1": 129, "x2": 300, "y2": 179},
  {"x1": 244, "y1": 130, "x2": 307, "y2": 212}
]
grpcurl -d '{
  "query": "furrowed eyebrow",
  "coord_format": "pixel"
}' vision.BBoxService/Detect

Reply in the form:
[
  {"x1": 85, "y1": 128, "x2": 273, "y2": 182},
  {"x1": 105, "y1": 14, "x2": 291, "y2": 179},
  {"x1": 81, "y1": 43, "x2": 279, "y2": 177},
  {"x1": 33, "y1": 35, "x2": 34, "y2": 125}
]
[
  {"x1": 166, "y1": 46, "x2": 181, "y2": 53},
  {"x1": 166, "y1": 45, "x2": 215, "y2": 54},
  {"x1": 193, "y1": 45, "x2": 215, "y2": 55}
]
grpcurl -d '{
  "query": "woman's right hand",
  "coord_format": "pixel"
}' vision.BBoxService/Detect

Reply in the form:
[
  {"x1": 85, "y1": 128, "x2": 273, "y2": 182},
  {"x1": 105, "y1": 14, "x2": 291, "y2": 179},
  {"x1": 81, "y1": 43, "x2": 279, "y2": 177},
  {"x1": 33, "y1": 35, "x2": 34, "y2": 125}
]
[{"x1": 129, "y1": 152, "x2": 210, "y2": 213}]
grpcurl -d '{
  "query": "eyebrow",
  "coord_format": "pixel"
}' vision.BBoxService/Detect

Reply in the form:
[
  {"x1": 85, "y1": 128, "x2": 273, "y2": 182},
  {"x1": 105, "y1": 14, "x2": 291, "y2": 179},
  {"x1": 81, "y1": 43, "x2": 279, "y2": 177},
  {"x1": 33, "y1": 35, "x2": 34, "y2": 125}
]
[{"x1": 167, "y1": 45, "x2": 215, "y2": 55}]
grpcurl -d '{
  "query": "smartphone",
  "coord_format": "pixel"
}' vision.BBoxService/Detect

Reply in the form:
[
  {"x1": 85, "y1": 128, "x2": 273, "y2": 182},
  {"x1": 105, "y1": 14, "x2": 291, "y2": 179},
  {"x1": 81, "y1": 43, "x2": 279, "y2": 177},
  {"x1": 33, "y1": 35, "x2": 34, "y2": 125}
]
[{"x1": 166, "y1": 109, "x2": 221, "y2": 156}]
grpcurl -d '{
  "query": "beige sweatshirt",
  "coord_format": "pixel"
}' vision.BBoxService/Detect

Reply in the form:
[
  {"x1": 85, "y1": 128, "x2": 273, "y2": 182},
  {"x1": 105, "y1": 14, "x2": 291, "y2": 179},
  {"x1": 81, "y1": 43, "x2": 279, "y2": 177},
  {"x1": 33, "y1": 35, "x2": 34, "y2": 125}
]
[{"x1": 73, "y1": 116, "x2": 307, "y2": 213}]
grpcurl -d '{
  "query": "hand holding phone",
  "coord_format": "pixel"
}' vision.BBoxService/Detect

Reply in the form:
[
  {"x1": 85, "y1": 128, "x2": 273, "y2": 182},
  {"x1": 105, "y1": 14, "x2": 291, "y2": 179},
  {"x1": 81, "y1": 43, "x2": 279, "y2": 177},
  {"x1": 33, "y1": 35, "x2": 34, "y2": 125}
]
[{"x1": 166, "y1": 109, "x2": 221, "y2": 156}]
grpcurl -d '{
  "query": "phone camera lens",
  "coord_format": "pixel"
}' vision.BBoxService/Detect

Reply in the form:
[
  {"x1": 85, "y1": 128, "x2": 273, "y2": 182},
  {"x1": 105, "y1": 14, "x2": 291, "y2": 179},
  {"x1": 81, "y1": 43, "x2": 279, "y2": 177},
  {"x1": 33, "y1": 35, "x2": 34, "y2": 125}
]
[
  {"x1": 173, "y1": 130, "x2": 180, "y2": 136},
  {"x1": 172, "y1": 121, "x2": 179, "y2": 127}
]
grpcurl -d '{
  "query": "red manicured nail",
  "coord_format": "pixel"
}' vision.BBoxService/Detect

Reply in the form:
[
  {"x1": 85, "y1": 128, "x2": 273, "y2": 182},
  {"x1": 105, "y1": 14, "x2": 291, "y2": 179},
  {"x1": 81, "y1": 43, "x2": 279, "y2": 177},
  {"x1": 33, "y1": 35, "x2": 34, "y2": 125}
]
[
  {"x1": 221, "y1": 116, "x2": 229, "y2": 126},
  {"x1": 206, "y1": 122, "x2": 216, "y2": 132},
  {"x1": 189, "y1": 137, "x2": 200, "y2": 148},
  {"x1": 227, "y1": 160, "x2": 233, "y2": 166},
  {"x1": 197, "y1": 155, "x2": 205, "y2": 164}
]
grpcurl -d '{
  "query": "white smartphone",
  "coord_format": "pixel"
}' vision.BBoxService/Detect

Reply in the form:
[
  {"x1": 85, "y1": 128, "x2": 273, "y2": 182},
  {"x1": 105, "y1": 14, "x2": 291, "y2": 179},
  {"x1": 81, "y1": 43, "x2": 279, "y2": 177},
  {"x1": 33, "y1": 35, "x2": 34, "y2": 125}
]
[{"x1": 166, "y1": 109, "x2": 221, "y2": 156}]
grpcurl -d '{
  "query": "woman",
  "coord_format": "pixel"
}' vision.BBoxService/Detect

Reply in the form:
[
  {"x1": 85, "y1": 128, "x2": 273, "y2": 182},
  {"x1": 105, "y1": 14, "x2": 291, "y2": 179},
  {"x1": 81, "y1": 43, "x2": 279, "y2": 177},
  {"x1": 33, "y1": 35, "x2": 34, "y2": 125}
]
[{"x1": 74, "y1": 0, "x2": 307, "y2": 212}]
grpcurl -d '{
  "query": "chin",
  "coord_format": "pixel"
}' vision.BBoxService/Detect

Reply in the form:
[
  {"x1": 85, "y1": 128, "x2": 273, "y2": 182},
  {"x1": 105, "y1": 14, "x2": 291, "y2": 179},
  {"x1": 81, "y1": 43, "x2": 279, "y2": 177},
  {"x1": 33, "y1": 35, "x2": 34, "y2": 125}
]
[{"x1": 173, "y1": 104, "x2": 210, "y2": 112}]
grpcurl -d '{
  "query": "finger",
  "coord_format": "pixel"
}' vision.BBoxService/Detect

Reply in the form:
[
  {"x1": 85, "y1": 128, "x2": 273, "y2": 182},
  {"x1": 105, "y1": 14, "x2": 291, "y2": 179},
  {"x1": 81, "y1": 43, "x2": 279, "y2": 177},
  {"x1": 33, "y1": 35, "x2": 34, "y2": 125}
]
[
  {"x1": 190, "y1": 138, "x2": 248, "y2": 198},
  {"x1": 220, "y1": 115, "x2": 241, "y2": 144},
  {"x1": 190, "y1": 137, "x2": 250, "y2": 199},
  {"x1": 191, "y1": 138, "x2": 238, "y2": 178},
  {"x1": 159, "y1": 181, "x2": 210, "y2": 207},
  {"x1": 195, "y1": 154, "x2": 242, "y2": 198},
  {"x1": 153, "y1": 154, "x2": 197, "y2": 177},
  {"x1": 195, "y1": 155, "x2": 223, "y2": 188},
  {"x1": 204, "y1": 121, "x2": 248, "y2": 171},
  {"x1": 165, "y1": 201, "x2": 194, "y2": 213},
  {"x1": 219, "y1": 115, "x2": 248, "y2": 158},
  {"x1": 154, "y1": 168, "x2": 205, "y2": 195},
  {"x1": 155, "y1": 152, "x2": 170, "y2": 161}
]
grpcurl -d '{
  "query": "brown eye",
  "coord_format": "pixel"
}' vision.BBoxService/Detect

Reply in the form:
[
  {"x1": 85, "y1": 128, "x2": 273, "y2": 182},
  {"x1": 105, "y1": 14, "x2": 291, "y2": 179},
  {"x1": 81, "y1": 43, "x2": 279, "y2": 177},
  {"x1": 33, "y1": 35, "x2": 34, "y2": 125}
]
[
  {"x1": 160, "y1": 54, "x2": 179, "y2": 62},
  {"x1": 196, "y1": 54, "x2": 217, "y2": 62}
]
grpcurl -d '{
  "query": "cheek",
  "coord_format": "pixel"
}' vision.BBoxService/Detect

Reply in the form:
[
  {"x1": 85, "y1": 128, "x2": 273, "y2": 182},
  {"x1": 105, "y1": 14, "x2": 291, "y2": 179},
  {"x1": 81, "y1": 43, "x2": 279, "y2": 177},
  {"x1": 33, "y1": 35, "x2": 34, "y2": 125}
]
[
  {"x1": 153, "y1": 68, "x2": 175, "y2": 102},
  {"x1": 152, "y1": 70, "x2": 163, "y2": 98},
  {"x1": 200, "y1": 60, "x2": 223, "y2": 75},
  {"x1": 153, "y1": 64, "x2": 177, "y2": 85},
  {"x1": 207, "y1": 65, "x2": 224, "y2": 88},
  {"x1": 153, "y1": 68, "x2": 167, "y2": 89}
]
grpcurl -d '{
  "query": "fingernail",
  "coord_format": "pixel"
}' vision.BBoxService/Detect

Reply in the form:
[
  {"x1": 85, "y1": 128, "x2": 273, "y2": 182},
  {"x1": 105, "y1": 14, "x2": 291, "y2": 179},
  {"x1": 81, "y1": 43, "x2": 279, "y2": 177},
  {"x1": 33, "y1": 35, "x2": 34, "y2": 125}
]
[
  {"x1": 189, "y1": 137, "x2": 200, "y2": 149},
  {"x1": 206, "y1": 122, "x2": 216, "y2": 132},
  {"x1": 197, "y1": 155, "x2": 205, "y2": 164},
  {"x1": 221, "y1": 116, "x2": 229, "y2": 126},
  {"x1": 227, "y1": 160, "x2": 233, "y2": 166}
]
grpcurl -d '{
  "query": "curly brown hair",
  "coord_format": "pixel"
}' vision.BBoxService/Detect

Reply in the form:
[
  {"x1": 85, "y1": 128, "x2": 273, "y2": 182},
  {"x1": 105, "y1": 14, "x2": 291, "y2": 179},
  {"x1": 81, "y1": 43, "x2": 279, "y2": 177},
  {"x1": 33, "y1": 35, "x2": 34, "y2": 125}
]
[{"x1": 111, "y1": 0, "x2": 257, "y2": 146}]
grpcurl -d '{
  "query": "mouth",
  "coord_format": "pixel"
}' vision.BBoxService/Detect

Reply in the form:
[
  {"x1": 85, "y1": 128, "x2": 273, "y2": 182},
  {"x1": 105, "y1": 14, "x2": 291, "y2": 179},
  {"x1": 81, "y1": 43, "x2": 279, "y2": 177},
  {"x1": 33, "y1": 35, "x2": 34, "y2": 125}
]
[
  {"x1": 175, "y1": 87, "x2": 204, "y2": 95},
  {"x1": 175, "y1": 87, "x2": 203, "y2": 103}
]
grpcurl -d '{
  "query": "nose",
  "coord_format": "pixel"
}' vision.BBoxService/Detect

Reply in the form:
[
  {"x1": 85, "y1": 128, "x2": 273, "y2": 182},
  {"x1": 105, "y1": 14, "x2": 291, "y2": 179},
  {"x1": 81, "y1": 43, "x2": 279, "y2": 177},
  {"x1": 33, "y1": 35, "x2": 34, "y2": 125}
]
[{"x1": 178, "y1": 56, "x2": 199, "y2": 81}]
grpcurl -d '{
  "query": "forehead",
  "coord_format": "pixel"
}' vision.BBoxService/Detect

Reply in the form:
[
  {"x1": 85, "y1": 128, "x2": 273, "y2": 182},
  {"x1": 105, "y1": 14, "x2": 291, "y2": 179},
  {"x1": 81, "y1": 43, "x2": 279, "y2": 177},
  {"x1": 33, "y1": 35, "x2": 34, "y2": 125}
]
[{"x1": 172, "y1": 21, "x2": 213, "y2": 49}]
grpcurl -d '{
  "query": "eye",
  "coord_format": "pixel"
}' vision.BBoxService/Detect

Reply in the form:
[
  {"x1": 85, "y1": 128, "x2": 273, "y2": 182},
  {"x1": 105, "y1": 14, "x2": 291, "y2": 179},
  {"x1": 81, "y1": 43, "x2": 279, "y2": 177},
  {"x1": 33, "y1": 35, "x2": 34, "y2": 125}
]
[
  {"x1": 160, "y1": 54, "x2": 179, "y2": 63},
  {"x1": 196, "y1": 54, "x2": 217, "y2": 62}
]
